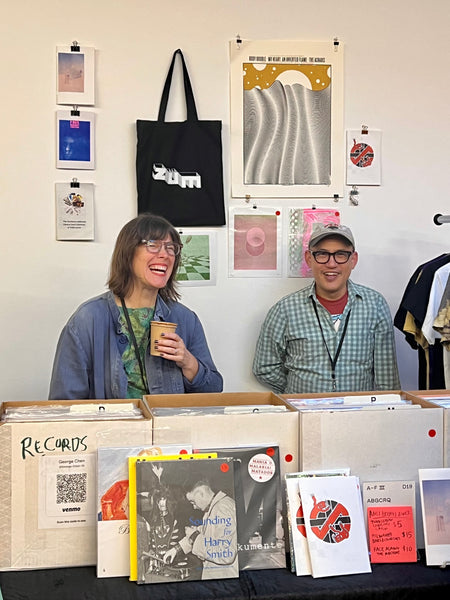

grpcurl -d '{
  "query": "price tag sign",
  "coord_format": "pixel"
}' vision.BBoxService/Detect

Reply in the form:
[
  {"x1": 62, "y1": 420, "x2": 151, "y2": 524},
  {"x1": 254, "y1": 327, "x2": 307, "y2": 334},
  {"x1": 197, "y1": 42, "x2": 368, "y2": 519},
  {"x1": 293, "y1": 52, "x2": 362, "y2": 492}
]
[{"x1": 367, "y1": 506, "x2": 416, "y2": 563}]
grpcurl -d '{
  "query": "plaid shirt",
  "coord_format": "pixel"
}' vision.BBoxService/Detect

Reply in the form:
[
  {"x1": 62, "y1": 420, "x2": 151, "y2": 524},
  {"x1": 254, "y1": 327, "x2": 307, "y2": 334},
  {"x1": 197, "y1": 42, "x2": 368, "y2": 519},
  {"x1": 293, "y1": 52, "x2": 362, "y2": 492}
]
[{"x1": 253, "y1": 280, "x2": 400, "y2": 394}]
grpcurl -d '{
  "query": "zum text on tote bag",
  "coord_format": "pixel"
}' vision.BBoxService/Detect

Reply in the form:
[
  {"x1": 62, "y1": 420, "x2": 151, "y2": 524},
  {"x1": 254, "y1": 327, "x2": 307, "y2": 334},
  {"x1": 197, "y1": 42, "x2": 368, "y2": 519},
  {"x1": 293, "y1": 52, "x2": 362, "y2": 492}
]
[{"x1": 136, "y1": 49, "x2": 226, "y2": 226}]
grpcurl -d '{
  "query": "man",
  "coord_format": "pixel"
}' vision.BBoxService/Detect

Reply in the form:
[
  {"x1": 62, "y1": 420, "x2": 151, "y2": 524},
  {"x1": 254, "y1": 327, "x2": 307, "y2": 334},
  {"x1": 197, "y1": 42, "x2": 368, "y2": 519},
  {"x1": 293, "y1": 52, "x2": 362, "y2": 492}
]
[
  {"x1": 163, "y1": 480, "x2": 238, "y2": 580},
  {"x1": 253, "y1": 223, "x2": 400, "y2": 393}
]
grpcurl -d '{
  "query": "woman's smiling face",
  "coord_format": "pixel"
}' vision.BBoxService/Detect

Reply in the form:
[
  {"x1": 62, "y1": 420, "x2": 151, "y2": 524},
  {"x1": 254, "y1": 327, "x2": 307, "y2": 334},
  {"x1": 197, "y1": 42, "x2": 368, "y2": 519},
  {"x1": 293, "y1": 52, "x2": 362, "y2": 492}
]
[{"x1": 131, "y1": 236, "x2": 175, "y2": 293}]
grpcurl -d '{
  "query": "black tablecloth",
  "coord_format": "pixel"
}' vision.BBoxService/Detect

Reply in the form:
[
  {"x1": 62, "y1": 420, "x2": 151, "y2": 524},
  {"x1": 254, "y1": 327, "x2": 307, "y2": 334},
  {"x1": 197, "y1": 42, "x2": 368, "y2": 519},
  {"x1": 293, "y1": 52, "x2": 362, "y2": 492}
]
[{"x1": 1, "y1": 554, "x2": 449, "y2": 600}]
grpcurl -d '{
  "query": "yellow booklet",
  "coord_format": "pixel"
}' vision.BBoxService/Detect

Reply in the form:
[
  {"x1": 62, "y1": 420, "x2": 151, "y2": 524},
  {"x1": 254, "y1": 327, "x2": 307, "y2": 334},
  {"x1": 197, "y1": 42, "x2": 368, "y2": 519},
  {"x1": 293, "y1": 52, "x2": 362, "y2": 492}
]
[{"x1": 128, "y1": 453, "x2": 217, "y2": 581}]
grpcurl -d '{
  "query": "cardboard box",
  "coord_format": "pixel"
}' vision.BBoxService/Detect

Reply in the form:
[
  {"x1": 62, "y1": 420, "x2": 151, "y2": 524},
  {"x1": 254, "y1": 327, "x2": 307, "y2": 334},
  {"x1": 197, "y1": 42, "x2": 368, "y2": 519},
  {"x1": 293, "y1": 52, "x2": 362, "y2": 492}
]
[
  {"x1": 405, "y1": 390, "x2": 450, "y2": 467},
  {"x1": 281, "y1": 390, "x2": 444, "y2": 548},
  {"x1": 144, "y1": 392, "x2": 299, "y2": 478},
  {"x1": 0, "y1": 399, "x2": 153, "y2": 571}
]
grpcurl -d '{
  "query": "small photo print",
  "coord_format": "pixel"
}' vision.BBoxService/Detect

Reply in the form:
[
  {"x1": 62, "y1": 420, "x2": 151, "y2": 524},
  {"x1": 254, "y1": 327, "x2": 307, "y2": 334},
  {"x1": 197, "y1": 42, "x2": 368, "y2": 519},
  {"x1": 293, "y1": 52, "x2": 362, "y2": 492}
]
[
  {"x1": 58, "y1": 52, "x2": 85, "y2": 93},
  {"x1": 56, "y1": 111, "x2": 95, "y2": 169},
  {"x1": 56, "y1": 45, "x2": 95, "y2": 105}
]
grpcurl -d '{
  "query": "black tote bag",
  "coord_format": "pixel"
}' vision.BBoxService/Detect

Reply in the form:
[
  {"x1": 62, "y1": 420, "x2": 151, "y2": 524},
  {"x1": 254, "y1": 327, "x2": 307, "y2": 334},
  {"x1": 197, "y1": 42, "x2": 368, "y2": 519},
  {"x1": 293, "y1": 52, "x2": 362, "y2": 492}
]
[{"x1": 136, "y1": 49, "x2": 226, "y2": 227}]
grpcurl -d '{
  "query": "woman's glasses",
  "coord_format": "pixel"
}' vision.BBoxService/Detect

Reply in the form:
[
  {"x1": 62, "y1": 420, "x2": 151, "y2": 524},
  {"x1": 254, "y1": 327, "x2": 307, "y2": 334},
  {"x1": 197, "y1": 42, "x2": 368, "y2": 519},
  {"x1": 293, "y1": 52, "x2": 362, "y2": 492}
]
[{"x1": 141, "y1": 239, "x2": 183, "y2": 257}]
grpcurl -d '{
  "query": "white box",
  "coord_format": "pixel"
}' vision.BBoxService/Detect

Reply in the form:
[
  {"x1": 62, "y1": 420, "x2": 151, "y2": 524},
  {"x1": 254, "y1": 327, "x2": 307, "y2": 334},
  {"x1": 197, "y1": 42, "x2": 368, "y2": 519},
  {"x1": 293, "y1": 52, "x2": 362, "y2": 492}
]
[
  {"x1": 282, "y1": 390, "x2": 443, "y2": 548},
  {"x1": 145, "y1": 392, "x2": 299, "y2": 478},
  {"x1": 0, "y1": 399, "x2": 153, "y2": 571},
  {"x1": 406, "y1": 390, "x2": 450, "y2": 467}
]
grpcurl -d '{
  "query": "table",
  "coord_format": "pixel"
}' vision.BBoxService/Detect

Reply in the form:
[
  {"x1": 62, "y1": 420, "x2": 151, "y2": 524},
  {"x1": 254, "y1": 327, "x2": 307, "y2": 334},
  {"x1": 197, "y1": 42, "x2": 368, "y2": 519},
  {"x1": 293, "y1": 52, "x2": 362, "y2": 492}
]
[{"x1": 1, "y1": 553, "x2": 449, "y2": 600}]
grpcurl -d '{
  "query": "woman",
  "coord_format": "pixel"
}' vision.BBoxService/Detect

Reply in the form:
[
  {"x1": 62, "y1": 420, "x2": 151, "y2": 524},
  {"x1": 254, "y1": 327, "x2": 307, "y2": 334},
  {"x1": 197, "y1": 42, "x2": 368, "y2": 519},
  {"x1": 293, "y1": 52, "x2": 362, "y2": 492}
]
[{"x1": 49, "y1": 213, "x2": 223, "y2": 399}]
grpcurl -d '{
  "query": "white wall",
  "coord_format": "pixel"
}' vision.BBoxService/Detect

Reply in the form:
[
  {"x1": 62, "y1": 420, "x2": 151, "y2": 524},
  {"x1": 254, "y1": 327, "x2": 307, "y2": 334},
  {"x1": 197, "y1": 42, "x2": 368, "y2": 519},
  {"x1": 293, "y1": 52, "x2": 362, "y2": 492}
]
[{"x1": 1, "y1": 0, "x2": 449, "y2": 400}]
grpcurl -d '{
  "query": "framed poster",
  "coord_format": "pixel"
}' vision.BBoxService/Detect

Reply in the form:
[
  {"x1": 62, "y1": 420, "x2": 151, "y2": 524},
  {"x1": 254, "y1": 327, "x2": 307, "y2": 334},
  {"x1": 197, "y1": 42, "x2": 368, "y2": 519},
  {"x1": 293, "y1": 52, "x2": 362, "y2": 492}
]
[
  {"x1": 56, "y1": 111, "x2": 95, "y2": 169},
  {"x1": 176, "y1": 230, "x2": 217, "y2": 286},
  {"x1": 230, "y1": 39, "x2": 344, "y2": 198},
  {"x1": 228, "y1": 207, "x2": 282, "y2": 277},
  {"x1": 56, "y1": 45, "x2": 95, "y2": 105}
]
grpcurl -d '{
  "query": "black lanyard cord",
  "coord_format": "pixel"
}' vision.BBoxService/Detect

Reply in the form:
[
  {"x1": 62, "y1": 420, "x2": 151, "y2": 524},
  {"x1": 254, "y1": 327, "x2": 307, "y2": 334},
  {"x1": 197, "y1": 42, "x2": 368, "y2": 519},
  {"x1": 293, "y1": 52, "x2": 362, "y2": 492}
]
[
  {"x1": 310, "y1": 297, "x2": 351, "y2": 391},
  {"x1": 120, "y1": 297, "x2": 149, "y2": 394}
]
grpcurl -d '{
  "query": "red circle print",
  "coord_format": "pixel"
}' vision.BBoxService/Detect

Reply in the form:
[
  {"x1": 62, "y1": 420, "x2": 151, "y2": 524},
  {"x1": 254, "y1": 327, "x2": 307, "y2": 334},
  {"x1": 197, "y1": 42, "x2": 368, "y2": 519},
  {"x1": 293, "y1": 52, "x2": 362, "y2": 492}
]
[
  {"x1": 266, "y1": 447, "x2": 275, "y2": 457},
  {"x1": 220, "y1": 462, "x2": 230, "y2": 472},
  {"x1": 428, "y1": 429, "x2": 436, "y2": 438}
]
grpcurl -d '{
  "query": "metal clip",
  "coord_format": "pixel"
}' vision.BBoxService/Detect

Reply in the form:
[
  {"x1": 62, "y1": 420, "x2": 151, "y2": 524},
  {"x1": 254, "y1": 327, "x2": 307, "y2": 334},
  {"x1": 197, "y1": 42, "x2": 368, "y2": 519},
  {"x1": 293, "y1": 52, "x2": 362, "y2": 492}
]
[{"x1": 349, "y1": 186, "x2": 359, "y2": 205}]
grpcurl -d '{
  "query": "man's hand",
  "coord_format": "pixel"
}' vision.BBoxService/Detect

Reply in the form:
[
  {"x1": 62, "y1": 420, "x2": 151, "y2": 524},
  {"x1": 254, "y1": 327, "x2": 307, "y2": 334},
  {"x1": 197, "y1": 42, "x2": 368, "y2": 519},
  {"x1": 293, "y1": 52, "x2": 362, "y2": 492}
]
[{"x1": 163, "y1": 547, "x2": 177, "y2": 564}]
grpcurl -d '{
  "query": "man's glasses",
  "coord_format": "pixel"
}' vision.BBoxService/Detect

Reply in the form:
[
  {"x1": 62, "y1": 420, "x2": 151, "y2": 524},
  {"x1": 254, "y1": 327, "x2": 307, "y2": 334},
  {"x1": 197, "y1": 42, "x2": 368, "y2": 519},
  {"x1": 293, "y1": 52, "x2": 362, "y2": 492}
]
[
  {"x1": 141, "y1": 239, "x2": 183, "y2": 257},
  {"x1": 311, "y1": 250, "x2": 353, "y2": 264}
]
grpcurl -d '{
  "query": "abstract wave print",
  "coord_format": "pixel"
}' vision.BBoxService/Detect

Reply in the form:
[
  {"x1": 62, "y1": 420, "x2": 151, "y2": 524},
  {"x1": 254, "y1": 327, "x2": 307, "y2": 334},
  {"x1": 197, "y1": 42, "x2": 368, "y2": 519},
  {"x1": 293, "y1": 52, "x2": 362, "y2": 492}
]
[{"x1": 243, "y1": 80, "x2": 331, "y2": 185}]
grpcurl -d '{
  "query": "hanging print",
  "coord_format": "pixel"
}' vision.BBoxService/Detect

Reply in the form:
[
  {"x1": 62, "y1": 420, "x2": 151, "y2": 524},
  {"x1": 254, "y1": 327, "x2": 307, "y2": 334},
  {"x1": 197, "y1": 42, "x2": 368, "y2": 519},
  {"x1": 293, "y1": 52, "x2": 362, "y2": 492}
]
[
  {"x1": 228, "y1": 207, "x2": 282, "y2": 277},
  {"x1": 55, "y1": 182, "x2": 94, "y2": 240},
  {"x1": 56, "y1": 45, "x2": 95, "y2": 106},
  {"x1": 346, "y1": 129, "x2": 381, "y2": 185},
  {"x1": 288, "y1": 208, "x2": 340, "y2": 278},
  {"x1": 176, "y1": 230, "x2": 217, "y2": 286},
  {"x1": 230, "y1": 39, "x2": 344, "y2": 198},
  {"x1": 56, "y1": 110, "x2": 95, "y2": 169}
]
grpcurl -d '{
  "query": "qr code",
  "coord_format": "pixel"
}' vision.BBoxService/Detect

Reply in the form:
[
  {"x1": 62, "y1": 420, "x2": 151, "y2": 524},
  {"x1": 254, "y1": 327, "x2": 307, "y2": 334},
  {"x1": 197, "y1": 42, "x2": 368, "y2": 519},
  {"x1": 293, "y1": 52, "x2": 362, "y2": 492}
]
[{"x1": 56, "y1": 472, "x2": 87, "y2": 504}]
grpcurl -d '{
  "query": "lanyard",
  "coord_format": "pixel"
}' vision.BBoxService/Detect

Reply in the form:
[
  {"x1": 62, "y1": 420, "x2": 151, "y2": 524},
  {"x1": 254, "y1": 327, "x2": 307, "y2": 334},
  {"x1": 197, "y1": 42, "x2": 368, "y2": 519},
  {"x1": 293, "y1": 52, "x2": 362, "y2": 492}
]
[
  {"x1": 310, "y1": 297, "x2": 351, "y2": 391},
  {"x1": 120, "y1": 297, "x2": 149, "y2": 394}
]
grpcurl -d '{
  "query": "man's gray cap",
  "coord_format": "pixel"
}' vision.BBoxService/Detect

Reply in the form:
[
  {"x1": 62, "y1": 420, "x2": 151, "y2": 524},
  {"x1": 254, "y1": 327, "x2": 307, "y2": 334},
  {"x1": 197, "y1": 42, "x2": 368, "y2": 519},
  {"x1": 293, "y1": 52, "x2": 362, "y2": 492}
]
[{"x1": 308, "y1": 223, "x2": 355, "y2": 250}]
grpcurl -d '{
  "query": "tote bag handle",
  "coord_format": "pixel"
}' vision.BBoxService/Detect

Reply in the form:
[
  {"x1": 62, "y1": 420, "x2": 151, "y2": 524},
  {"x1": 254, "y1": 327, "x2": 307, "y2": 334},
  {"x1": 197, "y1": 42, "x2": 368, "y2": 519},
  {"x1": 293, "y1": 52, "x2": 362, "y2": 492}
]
[{"x1": 157, "y1": 49, "x2": 198, "y2": 122}]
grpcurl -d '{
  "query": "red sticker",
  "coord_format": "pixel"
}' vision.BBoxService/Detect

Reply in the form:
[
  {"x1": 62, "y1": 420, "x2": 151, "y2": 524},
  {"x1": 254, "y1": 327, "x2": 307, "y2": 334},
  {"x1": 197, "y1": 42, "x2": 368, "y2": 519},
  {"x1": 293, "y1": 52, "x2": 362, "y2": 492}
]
[
  {"x1": 275, "y1": 210, "x2": 281, "y2": 216},
  {"x1": 285, "y1": 454, "x2": 293, "y2": 463},
  {"x1": 428, "y1": 429, "x2": 437, "y2": 438},
  {"x1": 220, "y1": 462, "x2": 230, "y2": 472},
  {"x1": 179, "y1": 448, "x2": 188, "y2": 454},
  {"x1": 266, "y1": 447, "x2": 275, "y2": 457}
]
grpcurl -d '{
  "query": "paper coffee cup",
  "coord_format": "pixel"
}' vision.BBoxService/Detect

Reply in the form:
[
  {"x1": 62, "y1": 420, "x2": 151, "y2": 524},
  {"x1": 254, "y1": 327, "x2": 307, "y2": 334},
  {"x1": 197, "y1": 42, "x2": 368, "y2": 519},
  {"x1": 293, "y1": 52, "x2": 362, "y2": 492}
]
[{"x1": 150, "y1": 321, "x2": 177, "y2": 356}]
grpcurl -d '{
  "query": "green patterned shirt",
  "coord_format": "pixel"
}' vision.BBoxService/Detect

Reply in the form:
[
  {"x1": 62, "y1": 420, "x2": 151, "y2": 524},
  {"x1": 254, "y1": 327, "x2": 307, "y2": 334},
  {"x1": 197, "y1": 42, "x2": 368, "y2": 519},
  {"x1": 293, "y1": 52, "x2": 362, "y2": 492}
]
[
  {"x1": 118, "y1": 306, "x2": 154, "y2": 398},
  {"x1": 253, "y1": 280, "x2": 400, "y2": 394}
]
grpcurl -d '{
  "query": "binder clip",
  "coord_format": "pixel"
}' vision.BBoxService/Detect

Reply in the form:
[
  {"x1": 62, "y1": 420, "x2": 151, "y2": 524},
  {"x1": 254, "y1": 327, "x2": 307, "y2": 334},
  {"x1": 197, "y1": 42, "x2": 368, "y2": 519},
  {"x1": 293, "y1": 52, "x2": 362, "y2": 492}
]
[
  {"x1": 236, "y1": 34, "x2": 242, "y2": 49},
  {"x1": 361, "y1": 125, "x2": 369, "y2": 135},
  {"x1": 71, "y1": 40, "x2": 80, "y2": 52},
  {"x1": 333, "y1": 37, "x2": 340, "y2": 52},
  {"x1": 71, "y1": 105, "x2": 80, "y2": 117},
  {"x1": 70, "y1": 178, "x2": 80, "y2": 188},
  {"x1": 245, "y1": 195, "x2": 257, "y2": 210}
]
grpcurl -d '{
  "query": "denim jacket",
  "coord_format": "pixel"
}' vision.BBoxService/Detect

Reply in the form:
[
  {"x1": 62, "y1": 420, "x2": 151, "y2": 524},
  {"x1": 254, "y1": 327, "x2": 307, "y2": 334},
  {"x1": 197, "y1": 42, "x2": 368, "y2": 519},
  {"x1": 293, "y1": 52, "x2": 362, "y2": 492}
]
[{"x1": 49, "y1": 291, "x2": 223, "y2": 399}]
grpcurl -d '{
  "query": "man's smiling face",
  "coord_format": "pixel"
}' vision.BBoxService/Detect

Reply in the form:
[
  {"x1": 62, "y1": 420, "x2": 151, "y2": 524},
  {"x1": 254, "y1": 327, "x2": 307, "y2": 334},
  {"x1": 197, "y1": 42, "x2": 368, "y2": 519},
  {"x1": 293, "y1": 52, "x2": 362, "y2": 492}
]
[{"x1": 305, "y1": 236, "x2": 358, "y2": 300}]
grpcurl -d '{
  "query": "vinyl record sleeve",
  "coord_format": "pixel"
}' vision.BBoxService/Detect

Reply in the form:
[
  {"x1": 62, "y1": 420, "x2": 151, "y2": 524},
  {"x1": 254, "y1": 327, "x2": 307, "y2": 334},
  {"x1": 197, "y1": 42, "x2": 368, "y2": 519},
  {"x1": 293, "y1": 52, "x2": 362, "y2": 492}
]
[{"x1": 132, "y1": 456, "x2": 238, "y2": 583}]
